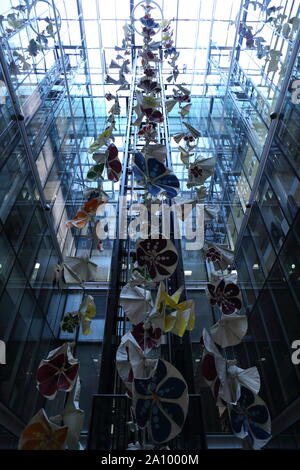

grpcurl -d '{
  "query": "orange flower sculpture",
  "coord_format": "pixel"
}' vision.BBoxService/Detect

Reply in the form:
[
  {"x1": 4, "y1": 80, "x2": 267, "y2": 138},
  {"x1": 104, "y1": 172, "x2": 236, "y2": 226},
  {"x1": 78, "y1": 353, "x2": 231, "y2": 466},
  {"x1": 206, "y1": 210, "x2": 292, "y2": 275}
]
[
  {"x1": 18, "y1": 409, "x2": 68, "y2": 450},
  {"x1": 66, "y1": 193, "x2": 108, "y2": 229}
]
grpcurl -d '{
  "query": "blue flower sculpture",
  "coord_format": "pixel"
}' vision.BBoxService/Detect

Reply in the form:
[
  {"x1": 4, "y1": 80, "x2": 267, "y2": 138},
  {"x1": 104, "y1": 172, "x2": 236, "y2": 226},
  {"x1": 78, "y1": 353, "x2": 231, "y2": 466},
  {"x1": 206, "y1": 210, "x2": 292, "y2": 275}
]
[
  {"x1": 133, "y1": 359, "x2": 189, "y2": 443},
  {"x1": 140, "y1": 17, "x2": 159, "y2": 29},
  {"x1": 133, "y1": 152, "x2": 180, "y2": 199},
  {"x1": 229, "y1": 386, "x2": 271, "y2": 449}
]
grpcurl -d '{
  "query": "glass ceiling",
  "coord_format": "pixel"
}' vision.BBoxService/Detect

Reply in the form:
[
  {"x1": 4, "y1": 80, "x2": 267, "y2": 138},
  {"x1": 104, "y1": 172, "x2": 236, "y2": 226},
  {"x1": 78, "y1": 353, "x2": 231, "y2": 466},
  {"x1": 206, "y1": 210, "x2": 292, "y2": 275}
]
[{"x1": 1, "y1": 0, "x2": 298, "y2": 100}]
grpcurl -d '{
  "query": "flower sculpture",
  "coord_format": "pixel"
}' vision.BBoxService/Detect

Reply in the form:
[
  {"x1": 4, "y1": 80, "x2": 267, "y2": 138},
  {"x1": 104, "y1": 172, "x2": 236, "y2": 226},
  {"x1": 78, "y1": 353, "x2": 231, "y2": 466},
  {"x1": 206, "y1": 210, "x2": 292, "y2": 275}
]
[
  {"x1": 136, "y1": 238, "x2": 178, "y2": 281},
  {"x1": 106, "y1": 143, "x2": 122, "y2": 181},
  {"x1": 88, "y1": 125, "x2": 114, "y2": 153},
  {"x1": 116, "y1": 331, "x2": 157, "y2": 397},
  {"x1": 187, "y1": 157, "x2": 215, "y2": 188},
  {"x1": 201, "y1": 352, "x2": 221, "y2": 402},
  {"x1": 210, "y1": 314, "x2": 248, "y2": 348},
  {"x1": 37, "y1": 343, "x2": 80, "y2": 399},
  {"x1": 204, "y1": 242, "x2": 234, "y2": 270},
  {"x1": 201, "y1": 329, "x2": 260, "y2": 405},
  {"x1": 206, "y1": 247, "x2": 222, "y2": 263},
  {"x1": 120, "y1": 284, "x2": 153, "y2": 325},
  {"x1": 229, "y1": 386, "x2": 271, "y2": 450},
  {"x1": 206, "y1": 279, "x2": 242, "y2": 315},
  {"x1": 87, "y1": 163, "x2": 105, "y2": 181},
  {"x1": 137, "y1": 78, "x2": 161, "y2": 94},
  {"x1": 132, "y1": 322, "x2": 162, "y2": 352},
  {"x1": 54, "y1": 256, "x2": 98, "y2": 286},
  {"x1": 140, "y1": 16, "x2": 159, "y2": 29},
  {"x1": 138, "y1": 123, "x2": 157, "y2": 144},
  {"x1": 18, "y1": 409, "x2": 68, "y2": 450},
  {"x1": 88, "y1": 144, "x2": 122, "y2": 182},
  {"x1": 143, "y1": 107, "x2": 164, "y2": 123},
  {"x1": 133, "y1": 359, "x2": 189, "y2": 443},
  {"x1": 79, "y1": 295, "x2": 96, "y2": 335},
  {"x1": 66, "y1": 195, "x2": 108, "y2": 229},
  {"x1": 144, "y1": 66, "x2": 156, "y2": 77},
  {"x1": 133, "y1": 152, "x2": 180, "y2": 199},
  {"x1": 61, "y1": 312, "x2": 80, "y2": 333},
  {"x1": 148, "y1": 283, "x2": 195, "y2": 337}
]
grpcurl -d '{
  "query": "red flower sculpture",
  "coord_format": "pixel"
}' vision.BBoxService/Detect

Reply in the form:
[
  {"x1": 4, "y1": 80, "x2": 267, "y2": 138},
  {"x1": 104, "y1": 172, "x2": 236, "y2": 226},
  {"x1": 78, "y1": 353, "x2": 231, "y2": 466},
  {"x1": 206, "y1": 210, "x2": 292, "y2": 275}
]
[
  {"x1": 136, "y1": 238, "x2": 178, "y2": 281},
  {"x1": 36, "y1": 343, "x2": 80, "y2": 400},
  {"x1": 205, "y1": 247, "x2": 222, "y2": 263},
  {"x1": 106, "y1": 143, "x2": 122, "y2": 182},
  {"x1": 207, "y1": 279, "x2": 242, "y2": 315},
  {"x1": 190, "y1": 166, "x2": 203, "y2": 178},
  {"x1": 132, "y1": 322, "x2": 161, "y2": 352},
  {"x1": 142, "y1": 107, "x2": 164, "y2": 123}
]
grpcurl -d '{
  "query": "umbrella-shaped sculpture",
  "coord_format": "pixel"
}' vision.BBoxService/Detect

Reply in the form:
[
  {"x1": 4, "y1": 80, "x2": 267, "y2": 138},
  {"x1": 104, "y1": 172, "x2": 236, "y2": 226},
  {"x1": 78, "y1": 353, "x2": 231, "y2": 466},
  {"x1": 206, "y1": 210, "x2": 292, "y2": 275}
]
[
  {"x1": 36, "y1": 343, "x2": 80, "y2": 400},
  {"x1": 18, "y1": 409, "x2": 68, "y2": 450},
  {"x1": 137, "y1": 78, "x2": 161, "y2": 94},
  {"x1": 133, "y1": 359, "x2": 189, "y2": 443},
  {"x1": 182, "y1": 121, "x2": 201, "y2": 139},
  {"x1": 136, "y1": 238, "x2": 178, "y2": 281},
  {"x1": 61, "y1": 256, "x2": 98, "y2": 284},
  {"x1": 61, "y1": 377, "x2": 84, "y2": 450},
  {"x1": 210, "y1": 314, "x2": 248, "y2": 347},
  {"x1": 116, "y1": 331, "x2": 157, "y2": 396},
  {"x1": 133, "y1": 152, "x2": 180, "y2": 199},
  {"x1": 144, "y1": 144, "x2": 167, "y2": 162},
  {"x1": 204, "y1": 205, "x2": 220, "y2": 221},
  {"x1": 201, "y1": 329, "x2": 260, "y2": 405},
  {"x1": 229, "y1": 386, "x2": 271, "y2": 450},
  {"x1": 120, "y1": 284, "x2": 153, "y2": 325}
]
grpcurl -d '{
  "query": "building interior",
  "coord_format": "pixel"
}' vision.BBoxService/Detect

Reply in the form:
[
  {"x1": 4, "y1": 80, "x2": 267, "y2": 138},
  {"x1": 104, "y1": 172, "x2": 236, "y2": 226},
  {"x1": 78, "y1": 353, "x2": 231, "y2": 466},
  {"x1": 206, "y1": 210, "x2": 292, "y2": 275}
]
[{"x1": 0, "y1": 0, "x2": 300, "y2": 451}]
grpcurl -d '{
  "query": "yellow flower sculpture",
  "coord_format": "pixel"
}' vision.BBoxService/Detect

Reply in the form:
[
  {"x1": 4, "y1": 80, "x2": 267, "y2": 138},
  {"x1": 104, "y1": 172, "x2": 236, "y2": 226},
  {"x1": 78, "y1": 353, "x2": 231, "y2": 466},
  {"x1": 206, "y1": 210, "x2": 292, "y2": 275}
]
[
  {"x1": 80, "y1": 295, "x2": 96, "y2": 335},
  {"x1": 148, "y1": 283, "x2": 195, "y2": 337}
]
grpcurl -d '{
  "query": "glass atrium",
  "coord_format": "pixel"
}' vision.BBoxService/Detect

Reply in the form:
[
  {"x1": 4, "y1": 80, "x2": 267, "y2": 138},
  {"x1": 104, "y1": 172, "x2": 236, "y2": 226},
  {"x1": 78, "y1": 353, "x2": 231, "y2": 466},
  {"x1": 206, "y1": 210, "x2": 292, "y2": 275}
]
[{"x1": 0, "y1": 0, "x2": 300, "y2": 451}]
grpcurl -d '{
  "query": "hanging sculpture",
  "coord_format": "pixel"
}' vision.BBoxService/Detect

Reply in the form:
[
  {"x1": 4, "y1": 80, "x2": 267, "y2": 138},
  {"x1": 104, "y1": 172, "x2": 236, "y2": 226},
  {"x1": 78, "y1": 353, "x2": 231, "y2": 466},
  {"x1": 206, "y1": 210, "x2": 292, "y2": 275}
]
[
  {"x1": 25, "y1": 0, "x2": 275, "y2": 451},
  {"x1": 136, "y1": 238, "x2": 178, "y2": 281},
  {"x1": 18, "y1": 409, "x2": 68, "y2": 451},
  {"x1": 229, "y1": 386, "x2": 272, "y2": 450},
  {"x1": 36, "y1": 343, "x2": 80, "y2": 400},
  {"x1": 61, "y1": 295, "x2": 96, "y2": 335},
  {"x1": 133, "y1": 359, "x2": 189, "y2": 444}
]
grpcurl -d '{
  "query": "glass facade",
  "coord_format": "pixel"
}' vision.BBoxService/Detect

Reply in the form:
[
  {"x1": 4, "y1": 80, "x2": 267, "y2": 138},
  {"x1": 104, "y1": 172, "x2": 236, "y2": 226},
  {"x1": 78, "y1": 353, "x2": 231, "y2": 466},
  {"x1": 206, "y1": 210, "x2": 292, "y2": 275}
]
[{"x1": 0, "y1": 0, "x2": 299, "y2": 451}]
